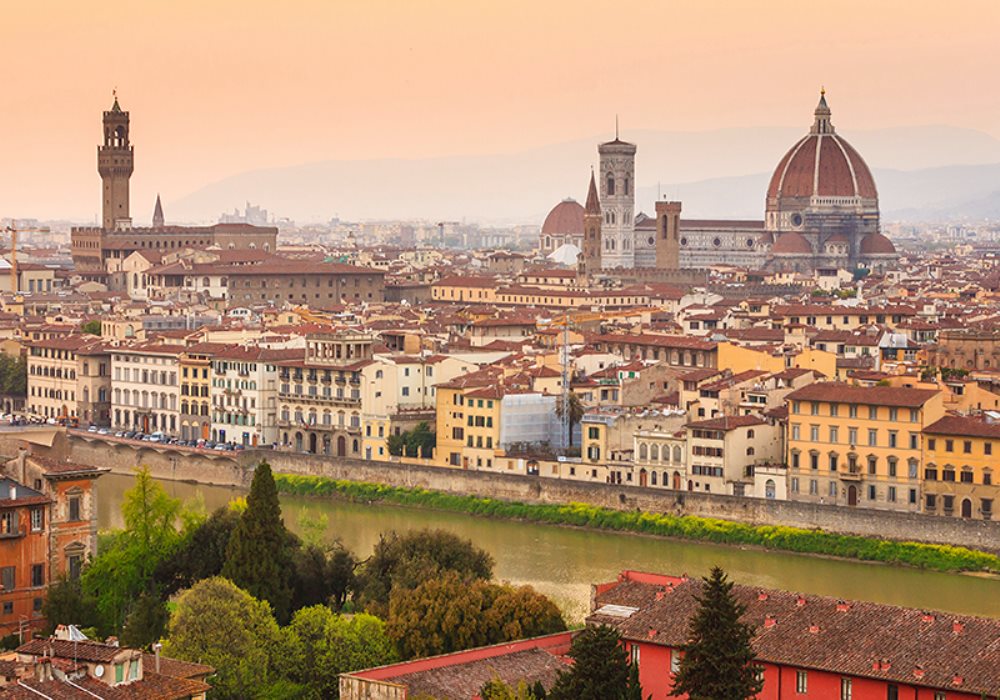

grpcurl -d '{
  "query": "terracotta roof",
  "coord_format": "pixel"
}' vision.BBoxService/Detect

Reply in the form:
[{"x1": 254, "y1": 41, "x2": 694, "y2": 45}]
[
  {"x1": 786, "y1": 382, "x2": 940, "y2": 408},
  {"x1": 591, "y1": 573, "x2": 1000, "y2": 696},
  {"x1": 923, "y1": 415, "x2": 1000, "y2": 439},
  {"x1": 685, "y1": 415, "x2": 766, "y2": 431},
  {"x1": 541, "y1": 199, "x2": 585, "y2": 235}
]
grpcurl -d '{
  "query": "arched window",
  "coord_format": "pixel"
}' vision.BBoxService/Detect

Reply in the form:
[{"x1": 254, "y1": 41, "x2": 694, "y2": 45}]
[
  {"x1": 606, "y1": 173, "x2": 615, "y2": 196},
  {"x1": 650, "y1": 444, "x2": 659, "y2": 461},
  {"x1": 650, "y1": 471, "x2": 657, "y2": 486},
  {"x1": 624, "y1": 177, "x2": 630, "y2": 195},
  {"x1": 202, "y1": 277, "x2": 210, "y2": 287},
  {"x1": 747, "y1": 429, "x2": 755, "y2": 439},
  {"x1": 673, "y1": 445, "x2": 682, "y2": 463},
  {"x1": 639, "y1": 443, "x2": 648, "y2": 460}
]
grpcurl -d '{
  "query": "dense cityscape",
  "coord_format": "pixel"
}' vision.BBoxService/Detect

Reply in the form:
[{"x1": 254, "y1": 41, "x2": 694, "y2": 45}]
[{"x1": 2, "y1": 4, "x2": 1000, "y2": 699}]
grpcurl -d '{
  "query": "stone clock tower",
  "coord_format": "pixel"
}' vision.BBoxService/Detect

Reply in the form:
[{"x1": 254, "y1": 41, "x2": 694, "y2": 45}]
[{"x1": 98, "y1": 94, "x2": 134, "y2": 231}]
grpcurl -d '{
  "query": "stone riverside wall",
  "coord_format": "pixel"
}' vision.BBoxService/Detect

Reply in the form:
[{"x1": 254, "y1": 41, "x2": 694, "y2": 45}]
[{"x1": 47, "y1": 434, "x2": 1000, "y2": 552}]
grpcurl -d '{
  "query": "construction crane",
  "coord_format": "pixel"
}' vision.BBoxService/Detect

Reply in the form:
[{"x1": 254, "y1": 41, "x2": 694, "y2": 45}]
[{"x1": 2, "y1": 220, "x2": 48, "y2": 294}]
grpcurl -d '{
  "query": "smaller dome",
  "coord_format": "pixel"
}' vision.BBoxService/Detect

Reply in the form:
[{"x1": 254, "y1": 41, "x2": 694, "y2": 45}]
[
  {"x1": 860, "y1": 232, "x2": 896, "y2": 255},
  {"x1": 548, "y1": 242, "x2": 581, "y2": 266},
  {"x1": 542, "y1": 199, "x2": 584, "y2": 235},
  {"x1": 771, "y1": 232, "x2": 812, "y2": 255}
]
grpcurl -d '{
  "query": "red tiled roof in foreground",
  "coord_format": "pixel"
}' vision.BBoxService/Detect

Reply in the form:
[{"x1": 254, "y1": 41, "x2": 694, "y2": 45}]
[
  {"x1": 590, "y1": 571, "x2": 1000, "y2": 696},
  {"x1": 345, "y1": 632, "x2": 573, "y2": 698}
]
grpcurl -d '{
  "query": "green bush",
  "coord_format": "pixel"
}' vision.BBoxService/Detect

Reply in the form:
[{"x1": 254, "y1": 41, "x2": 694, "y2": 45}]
[{"x1": 272, "y1": 475, "x2": 1000, "y2": 574}]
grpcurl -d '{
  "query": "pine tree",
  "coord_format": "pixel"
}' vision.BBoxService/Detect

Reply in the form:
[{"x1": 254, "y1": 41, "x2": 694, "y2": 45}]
[
  {"x1": 623, "y1": 661, "x2": 643, "y2": 700},
  {"x1": 672, "y1": 567, "x2": 763, "y2": 700},
  {"x1": 548, "y1": 625, "x2": 629, "y2": 700},
  {"x1": 222, "y1": 461, "x2": 294, "y2": 622}
]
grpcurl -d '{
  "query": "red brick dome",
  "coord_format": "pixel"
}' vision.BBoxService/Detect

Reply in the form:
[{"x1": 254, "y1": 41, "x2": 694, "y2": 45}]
[
  {"x1": 859, "y1": 232, "x2": 896, "y2": 255},
  {"x1": 541, "y1": 199, "x2": 584, "y2": 235},
  {"x1": 771, "y1": 232, "x2": 812, "y2": 255},
  {"x1": 767, "y1": 94, "x2": 878, "y2": 202}
]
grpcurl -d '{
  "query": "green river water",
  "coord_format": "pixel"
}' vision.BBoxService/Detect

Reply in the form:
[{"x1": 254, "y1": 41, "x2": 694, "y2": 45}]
[{"x1": 96, "y1": 473, "x2": 1000, "y2": 622}]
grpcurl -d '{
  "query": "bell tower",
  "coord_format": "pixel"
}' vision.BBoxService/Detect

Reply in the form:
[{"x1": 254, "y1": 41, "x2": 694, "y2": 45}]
[
  {"x1": 98, "y1": 93, "x2": 134, "y2": 231},
  {"x1": 655, "y1": 200, "x2": 682, "y2": 270},
  {"x1": 578, "y1": 170, "x2": 602, "y2": 281}
]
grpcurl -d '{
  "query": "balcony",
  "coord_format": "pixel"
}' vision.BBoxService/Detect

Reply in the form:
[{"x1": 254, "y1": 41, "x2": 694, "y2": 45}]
[{"x1": 840, "y1": 467, "x2": 863, "y2": 481}]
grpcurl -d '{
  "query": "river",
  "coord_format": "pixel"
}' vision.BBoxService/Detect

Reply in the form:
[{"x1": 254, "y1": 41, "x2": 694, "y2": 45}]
[{"x1": 95, "y1": 473, "x2": 1000, "y2": 622}]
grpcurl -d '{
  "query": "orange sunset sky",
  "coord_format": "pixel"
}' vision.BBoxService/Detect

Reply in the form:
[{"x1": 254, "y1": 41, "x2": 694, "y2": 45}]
[{"x1": 3, "y1": 0, "x2": 999, "y2": 221}]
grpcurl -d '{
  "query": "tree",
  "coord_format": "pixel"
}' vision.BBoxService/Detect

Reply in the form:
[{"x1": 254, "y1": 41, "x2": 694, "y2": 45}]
[
  {"x1": 555, "y1": 391, "x2": 584, "y2": 447},
  {"x1": 0, "y1": 353, "x2": 27, "y2": 397},
  {"x1": 163, "y1": 577, "x2": 283, "y2": 700},
  {"x1": 480, "y1": 676, "x2": 540, "y2": 700},
  {"x1": 81, "y1": 467, "x2": 183, "y2": 632},
  {"x1": 548, "y1": 626, "x2": 630, "y2": 700},
  {"x1": 387, "y1": 422, "x2": 436, "y2": 458},
  {"x1": 281, "y1": 605, "x2": 396, "y2": 699},
  {"x1": 42, "y1": 577, "x2": 99, "y2": 634},
  {"x1": 356, "y1": 529, "x2": 494, "y2": 617},
  {"x1": 672, "y1": 567, "x2": 762, "y2": 700},
  {"x1": 121, "y1": 590, "x2": 169, "y2": 649},
  {"x1": 80, "y1": 319, "x2": 102, "y2": 335},
  {"x1": 387, "y1": 573, "x2": 565, "y2": 659},
  {"x1": 223, "y1": 461, "x2": 295, "y2": 622},
  {"x1": 155, "y1": 504, "x2": 241, "y2": 596}
]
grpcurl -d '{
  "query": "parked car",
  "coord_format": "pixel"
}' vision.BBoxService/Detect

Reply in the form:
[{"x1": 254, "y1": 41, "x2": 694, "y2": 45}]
[
  {"x1": 98, "y1": 428, "x2": 111, "y2": 435},
  {"x1": 87, "y1": 425, "x2": 98, "y2": 433}
]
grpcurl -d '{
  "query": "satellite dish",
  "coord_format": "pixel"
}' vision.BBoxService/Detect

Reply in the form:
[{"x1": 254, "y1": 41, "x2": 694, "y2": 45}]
[{"x1": 94, "y1": 665, "x2": 105, "y2": 678}]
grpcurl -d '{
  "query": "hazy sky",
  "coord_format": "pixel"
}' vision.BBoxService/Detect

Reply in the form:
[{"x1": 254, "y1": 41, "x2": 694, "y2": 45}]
[{"x1": 4, "y1": 0, "x2": 999, "y2": 221}]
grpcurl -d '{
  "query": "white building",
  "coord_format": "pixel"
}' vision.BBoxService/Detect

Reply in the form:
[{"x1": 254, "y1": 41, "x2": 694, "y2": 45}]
[
  {"x1": 598, "y1": 136, "x2": 637, "y2": 269},
  {"x1": 111, "y1": 344, "x2": 183, "y2": 434},
  {"x1": 210, "y1": 346, "x2": 299, "y2": 446}
]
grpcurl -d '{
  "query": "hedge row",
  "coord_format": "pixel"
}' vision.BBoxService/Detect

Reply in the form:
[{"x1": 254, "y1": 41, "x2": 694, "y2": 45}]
[{"x1": 272, "y1": 473, "x2": 1000, "y2": 573}]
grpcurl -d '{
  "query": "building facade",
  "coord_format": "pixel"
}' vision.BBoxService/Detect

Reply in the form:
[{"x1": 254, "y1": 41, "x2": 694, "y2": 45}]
[{"x1": 785, "y1": 383, "x2": 943, "y2": 512}]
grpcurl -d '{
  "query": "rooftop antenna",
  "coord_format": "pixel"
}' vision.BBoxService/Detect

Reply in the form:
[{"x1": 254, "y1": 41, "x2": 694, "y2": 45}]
[{"x1": 615, "y1": 115, "x2": 619, "y2": 140}]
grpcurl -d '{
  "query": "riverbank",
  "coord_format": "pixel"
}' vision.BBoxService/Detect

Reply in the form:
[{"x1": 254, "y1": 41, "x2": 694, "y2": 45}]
[{"x1": 274, "y1": 474, "x2": 1000, "y2": 574}]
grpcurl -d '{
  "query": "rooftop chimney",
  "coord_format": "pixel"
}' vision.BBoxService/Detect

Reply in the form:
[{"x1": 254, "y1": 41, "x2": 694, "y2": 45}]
[
  {"x1": 836, "y1": 600, "x2": 850, "y2": 613},
  {"x1": 763, "y1": 614, "x2": 777, "y2": 629},
  {"x1": 952, "y1": 620, "x2": 964, "y2": 635},
  {"x1": 796, "y1": 595, "x2": 807, "y2": 607}
]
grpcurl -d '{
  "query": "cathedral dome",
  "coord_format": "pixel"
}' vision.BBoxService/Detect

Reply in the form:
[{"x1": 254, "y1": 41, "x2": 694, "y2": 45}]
[
  {"x1": 859, "y1": 232, "x2": 896, "y2": 255},
  {"x1": 542, "y1": 199, "x2": 585, "y2": 235},
  {"x1": 767, "y1": 93, "x2": 878, "y2": 203},
  {"x1": 771, "y1": 232, "x2": 812, "y2": 255}
]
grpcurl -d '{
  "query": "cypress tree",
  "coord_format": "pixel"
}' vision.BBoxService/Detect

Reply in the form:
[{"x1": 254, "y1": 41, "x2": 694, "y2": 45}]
[
  {"x1": 672, "y1": 567, "x2": 763, "y2": 700},
  {"x1": 222, "y1": 461, "x2": 293, "y2": 621}
]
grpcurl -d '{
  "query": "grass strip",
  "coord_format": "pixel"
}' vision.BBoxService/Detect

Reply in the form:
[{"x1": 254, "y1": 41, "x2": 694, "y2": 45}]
[{"x1": 273, "y1": 473, "x2": 1000, "y2": 573}]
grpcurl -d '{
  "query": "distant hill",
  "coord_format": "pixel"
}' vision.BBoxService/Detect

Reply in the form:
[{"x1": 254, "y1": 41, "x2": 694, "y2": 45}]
[{"x1": 169, "y1": 125, "x2": 1000, "y2": 224}]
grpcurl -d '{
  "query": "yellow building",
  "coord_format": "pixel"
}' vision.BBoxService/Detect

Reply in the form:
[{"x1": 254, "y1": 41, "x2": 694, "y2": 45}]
[
  {"x1": 179, "y1": 344, "x2": 214, "y2": 441},
  {"x1": 785, "y1": 383, "x2": 944, "y2": 512},
  {"x1": 921, "y1": 415, "x2": 998, "y2": 520}
]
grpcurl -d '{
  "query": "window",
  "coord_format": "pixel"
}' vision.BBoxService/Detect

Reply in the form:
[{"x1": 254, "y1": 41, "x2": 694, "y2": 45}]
[
  {"x1": 945, "y1": 439, "x2": 954, "y2": 452},
  {"x1": 928, "y1": 438, "x2": 936, "y2": 450},
  {"x1": 889, "y1": 408, "x2": 898, "y2": 421},
  {"x1": 960, "y1": 469, "x2": 974, "y2": 484},
  {"x1": 909, "y1": 433, "x2": 918, "y2": 450},
  {"x1": 830, "y1": 403, "x2": 839, "y2": 417},
  {"x1": 31, "y1": 564, "x2": 43, "y2": 587},
  {"x1": 811, "y1": 402, "x2": 819, "y2": 415},
  {"x1": 986, "y1": 442, "x2": 993, "y2": 456},
  {"x1": 630, "y1": 644, "x2": 640, "y2": 665},
  {"x1": 829, "y1": 454, "x2": 838, "y2": 471},
  {"x1": 848, "y1": 427, "x2": 858, "y2": 445},
  {"x1": 792, "y1": 424, "x2": 801, "y2": 440},
  {"x1": 888, "y1": 486, "x2": 897, "y2": 502},
  {"x1": 868, "y1": 406, "x2": 878, "y2": 420},
  {"x1": 849, "y1": 404, "x2": 858, "y2": 418},
  {"x1": 888, "y1": 431, "x2": 898, "y2": 448},
  {"x1": 30, "y1": 508, "x2": 42, "y2": 532},
  {"x1": 888, "y1": 458, "x2": 897, "y2": 478},
  {"x1": 868, "y1": 485, "x2": 876, "y2": 501},
  {"x1": 887, "y1": 685, "x2": 899, "y2": 700},
  {"x1": 910, "y1": 409, "x2": 919, "y2": 422},
  {"x1": 867, "y1": 429, "x2": 878, "y2": 447},
  {"x1": 926, "y1": 494, "x2": 937, "y2": 509},
  {"x1": 69, "y1": 496, "x2": 81, "y2": 521},
  {"x1": 115, "y1": 663, "x2": 124, "y2": 683},
  {"x1": 796, "y1": 670, "x2": 808, "y2": 694},
  {"x1": 841, "y1": 677, "x2": 852, "y2": 700},
  {"x1": 670, "y1": 649, "x2": 681, "y2": 674},
  {"x1": 829, "y1": 426, "x2": 838, "y2": 443},
  {"x1": 809, "y1": 479, "x2": 818, "y2": 495},
  {"x1": 964, "y1": 440, "x2": 972, "y2": 454}
]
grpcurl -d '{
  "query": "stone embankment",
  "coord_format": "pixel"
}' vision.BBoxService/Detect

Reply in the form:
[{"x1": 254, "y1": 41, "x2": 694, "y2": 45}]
[{"x1": 34, "y1": 432, "x2": 1000, "y2": 554}]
